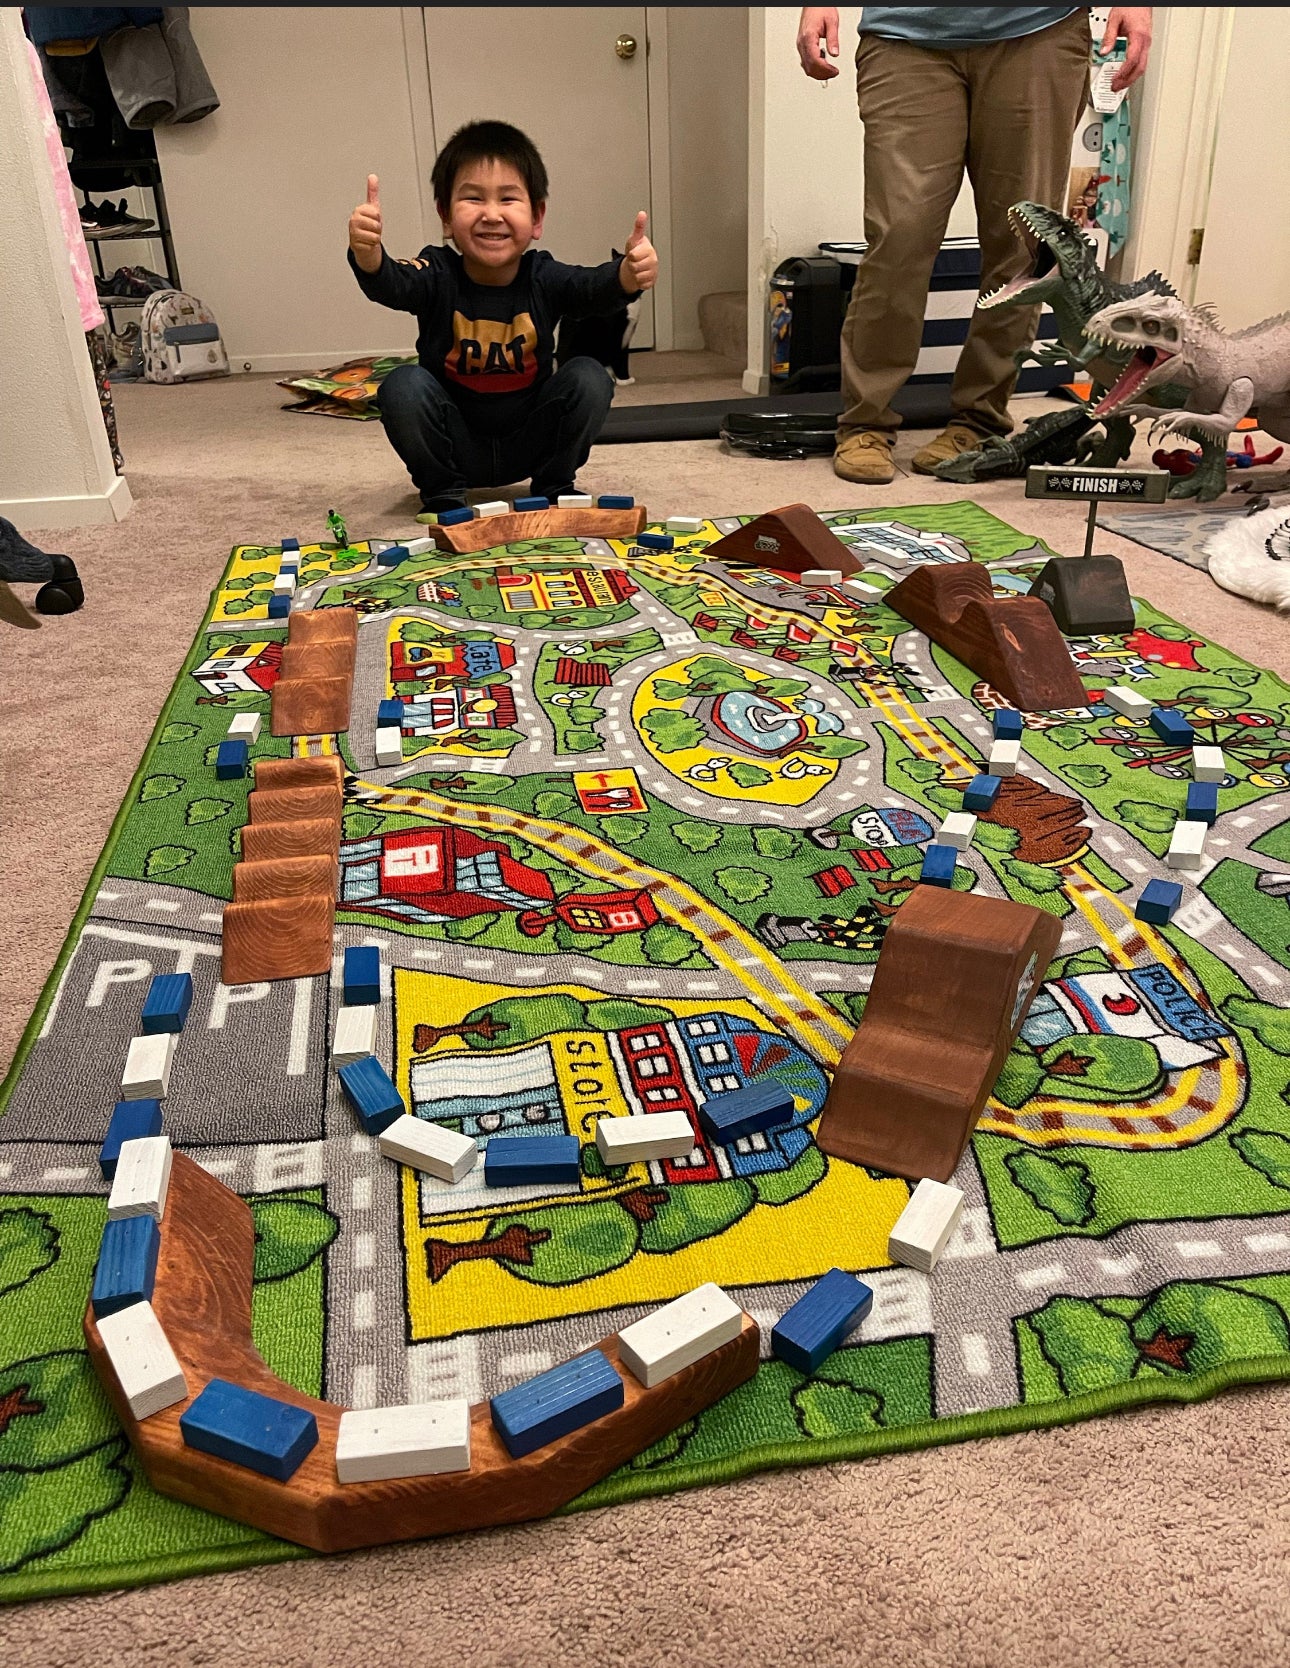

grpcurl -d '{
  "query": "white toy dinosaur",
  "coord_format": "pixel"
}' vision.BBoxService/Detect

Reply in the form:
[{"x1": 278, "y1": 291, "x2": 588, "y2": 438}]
[
  {"x1": 1204, "y1": 503, "x2": 1290, "y2": 611},
  {"x1": 1085, "y1": 291, "x2": 1290, "y2": 497}
]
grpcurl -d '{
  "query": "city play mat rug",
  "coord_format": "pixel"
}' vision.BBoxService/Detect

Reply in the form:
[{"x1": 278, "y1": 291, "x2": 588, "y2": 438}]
[{"x1": 4, "y1": 503, "x2": 1290, "y2": 1601}]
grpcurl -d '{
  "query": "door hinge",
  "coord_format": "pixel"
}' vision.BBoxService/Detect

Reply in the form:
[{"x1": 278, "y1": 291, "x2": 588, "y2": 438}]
[{"x1": 1186, "y1": 227, "x2": 1205, "y2": 266}]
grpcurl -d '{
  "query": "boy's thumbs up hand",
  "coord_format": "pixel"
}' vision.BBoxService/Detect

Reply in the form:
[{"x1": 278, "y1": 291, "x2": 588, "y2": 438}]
[
  {"x1": 348, "y1": 173, "x2": 384, "y2": 273},
  {"x1": 620, "y1": 210, "x2": 658, "y2": 294}
]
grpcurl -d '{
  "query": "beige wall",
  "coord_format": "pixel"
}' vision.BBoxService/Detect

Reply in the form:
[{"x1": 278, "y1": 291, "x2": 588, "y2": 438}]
[
  {"x1": 665, "y1": 6, "x2": 748, "y2": 351},
  {"x1": 154, "y1": 6, "x2": 428, "y2": 372},
  {"x1": 0, "y1": 11, "x2": 131, "y2": 529}
]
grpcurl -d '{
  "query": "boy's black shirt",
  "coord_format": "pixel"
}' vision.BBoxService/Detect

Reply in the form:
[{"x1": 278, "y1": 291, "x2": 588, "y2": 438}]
[{"x1": 349, "y1": 244, "x2": 632, "y2": 436}]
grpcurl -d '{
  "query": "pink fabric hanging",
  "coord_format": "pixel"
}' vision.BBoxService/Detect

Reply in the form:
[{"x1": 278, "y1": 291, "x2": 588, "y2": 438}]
[{"x1": 26, "y1": 37, "x2": 104, "y2": 333}]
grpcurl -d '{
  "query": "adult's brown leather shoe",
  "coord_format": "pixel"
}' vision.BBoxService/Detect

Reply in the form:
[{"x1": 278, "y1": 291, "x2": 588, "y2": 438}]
[{"x1": 833, "y1": 428, "x2": 896, "y2": 484}]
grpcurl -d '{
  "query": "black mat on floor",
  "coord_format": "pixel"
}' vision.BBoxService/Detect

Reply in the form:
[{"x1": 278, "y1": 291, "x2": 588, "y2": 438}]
[{"x1": 596, "y1": 383, "x2": 956, "y2": 444}]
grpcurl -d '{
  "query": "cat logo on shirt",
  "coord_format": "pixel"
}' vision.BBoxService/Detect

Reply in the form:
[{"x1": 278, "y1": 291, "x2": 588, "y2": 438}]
[{"x1": 445, "y1": 311, "x2": 539, "y2": 393}]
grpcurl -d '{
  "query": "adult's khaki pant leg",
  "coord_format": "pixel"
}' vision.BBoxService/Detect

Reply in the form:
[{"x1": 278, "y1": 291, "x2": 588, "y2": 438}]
[
  {"x1": 838, "y1": 37, "x2": 969, "y2": 435},
  {"x1": 951, "y1": 10, "x2": 1092, "y2": 433}
]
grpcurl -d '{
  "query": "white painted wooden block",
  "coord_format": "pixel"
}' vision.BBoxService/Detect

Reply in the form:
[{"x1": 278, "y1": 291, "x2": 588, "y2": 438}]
[
  {"x1": 336, "y1": 1400, "x2": 471, "y2": 1483},
  {"x1": 403, "y1": 535, "x2": 437, "y2": 555},
  {"x1": 888, "y1": 1178, "x2": 964, "y2": 1273},
  {"x1": 1167, "y1": 819, "x2": 1207, "y2": 870},
  {"x1": 1193, "y1": 744, "x2": 1226, "y2": 782},
  {"x1": 272, "y1": 573, "x2": 296, "y2": 597},
  {"x1": 475, "y1": 500, "x2": 509, "y2": 517},
  {"x1": 666, "y1": 516, "x2": 704, "y2": 533},
  {"x1": 333, "y1": 1002, "x2": 377, "y2": 1067},
  {"x1": 378, "y1": 1114, "x2": 478, "y2": 1184},
  {"x1": 95, "y1": 1301, "x2": 188, "y2": 1420},
  {"x1": 121, "y1": 1032, "x2": 176, "y2": 1101},
  {"x1": 374, "y1": 726, "x2": 403, "y2": 768},
  {"x1": 107, "y1": 1135, "x2": 173, "y2": 1221},
  {"x1": 842, "y1": 576, "x2": 882, "y2": 599},
  {"x1": 226, "y1": 712, "x2": 261, "y2": 744},
  {"x1": 1104, "y1": 686, "x2": 1154, "y2": 721},
  {"x1": 617, "y1": 1283, "x2": 744, "y2": 1388},
  {"x1": 557, "y1": 493, "x2": 593, "y2": 509},
  {"x1": 988, "y1": 739, "x2": 1021, "y2": 777},
  {"x1": 800, "y1": 569, "x2": 842, "y2": 586},
  {"x1": 595, "y1": 1110, "x2": 695, "y2": 1166},
  {"x1": 938, "y1": 811, "x2": 977, "y2": 852}
]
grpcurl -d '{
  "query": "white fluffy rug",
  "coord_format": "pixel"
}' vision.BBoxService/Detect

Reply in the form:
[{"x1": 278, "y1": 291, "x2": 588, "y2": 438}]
[{"x1": 1204, "y1": 503, "x2": 1290, "y2": 610}]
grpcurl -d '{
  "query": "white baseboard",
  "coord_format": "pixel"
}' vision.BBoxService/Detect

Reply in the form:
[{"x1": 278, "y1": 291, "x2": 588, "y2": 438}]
[
  {"x1": 1, "y1": 473, "x2": 133, "y2": 531},
  {"x1": 228, "y1": 350, "x2": 416, "y2": 375},
  {"x1": 741, "y1": 370, "x2": 770, "y2": 396}
]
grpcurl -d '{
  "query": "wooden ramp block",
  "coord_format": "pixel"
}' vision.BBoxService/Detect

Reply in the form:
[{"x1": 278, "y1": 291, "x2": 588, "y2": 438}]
[
  {"x1": 702, "y1": 504, "x2": 862, "y2": 576},
  {"x1": 885, "y1": 563, "x2": 1088, "y2": 712},
  {"x1": 270, "y1": 677, "x2": 352, "y2": 739},
  {"x1": 221, "y1": 893, "x2": 335, "y2": 985},
  {"x1": 253, "y1": 756, "x2": 344, "y2": 792},
  {"x1": 248, "y1": 783, "x2": 343, "y2": 826},
  {"x1": 425, "y1": 505, "x2": 647, "y2": 554},
  {"x1": 279, "y1": 642, "x2": 356, "y2": 684},
  {"x1": 84, "y1": 1154, "x2": 760, "y2": 1553},
  {"x1": 232, "y1": 854, "x2": 339, "y2": 904},
  {"x1": 239, "y1": 818, "x2": 340, "y2": 864},
  {"x1": 287, "y1": 607, "x2": 358, "y2": 645},
  {"x1": 816, "y1": 885, "x2": 1061, "y2": 1183}
]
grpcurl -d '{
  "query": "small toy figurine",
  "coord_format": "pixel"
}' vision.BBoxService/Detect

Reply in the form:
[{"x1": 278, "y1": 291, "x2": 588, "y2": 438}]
[{"x1": 326, "y1": 508, "x2": 349, "y2": 547}]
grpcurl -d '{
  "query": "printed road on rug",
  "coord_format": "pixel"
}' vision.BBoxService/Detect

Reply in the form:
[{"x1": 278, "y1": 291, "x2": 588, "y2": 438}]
[{"x1": 4, "y1": 502, "x2": 1290, "y2": 1600}]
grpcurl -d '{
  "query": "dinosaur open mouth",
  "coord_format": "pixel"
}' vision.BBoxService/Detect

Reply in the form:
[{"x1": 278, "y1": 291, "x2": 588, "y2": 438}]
[
  {"x1": 979, "y1": 212, "x2": 1056, "y2": 309},
  {"x1": 1094, "y1": 345, "x2": 1174, "y2": 414}
]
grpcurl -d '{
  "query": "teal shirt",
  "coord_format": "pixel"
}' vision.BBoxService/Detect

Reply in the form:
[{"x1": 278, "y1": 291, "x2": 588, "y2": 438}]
[{"x1": 859, "y1": 8, "x2": 1082, "y2": 47}]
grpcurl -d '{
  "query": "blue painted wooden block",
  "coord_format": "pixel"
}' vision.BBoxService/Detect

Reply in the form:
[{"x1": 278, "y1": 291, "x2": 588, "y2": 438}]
[
  {"x1": 338, "y1": 1056, "x2": 404, "y2": 1136},
  {"x1": 1149, "y1": 707, "x2": 1195, "y2": 744},
  {"x1": 484, "y1": 1134, "x2": 582, "y2": 1186},
  {"x1": 636, "y1": 531, "x2": 674, "y2": 551},
  {"x1": 490, "y1": 1349, "x2": 623, "y2": 1458},
  {"x1": 376, "y1": 543, "x2": 408, "y2": 569},
  {"x1": 141, "y1": 972, "x2": 193, "y2": 1035},
  {"x1": 91, "y1": 1214, "x2": 160, "y2": 1317},
  {"x1": 343, "y1": 945, "x2": 381, "y2": 1006},
  {"x1": 1185, "y1": 780, "x2": 1218, "y2": 825},
  {"x1": 771, "y1": 1268, "x2": 874, "y2": 1374},
  {"x1": 99, "y1": 1099, "x2": 164, "y2": 1180},
  {"x1": 963, "y1": 773, "x2": 1001, "y2": 812},
  {"x1": 267, "y1": 594, "x2": 291, "y2": 619},
  {"x1": 281, "y1": 537, "x2": 299, "y2": 553},
  {"x1": 597, "y1": 494, "x2": 634, "y2": 509},
  {"x1": 992, "y1": 709, "x2": 1023, "y2": 740},
  {"x1": 513, "y1": 495, "x2": 549, "y2": 512},
  {"x1": 179, "y1": 1379, "x2": 318, "y2": 1481},
  {"x1": 920, "y1": 843, "x2": 958, "y2": 888},
  {"x1": 1135, "y1": 877, "x2": 1183, "y2": 925},
  {"x1": 215, "y1": 739, "x2": 249, "y2": 780},
  {"x1": 377, "y1": 698, "x2": 405, "y2": 726},
  {"x1": 438, "y1": 506, "x2": 474, "y2": 526},
  {"x1": 697, "y1": 1081, "x2": 795, "y2": 1145}
]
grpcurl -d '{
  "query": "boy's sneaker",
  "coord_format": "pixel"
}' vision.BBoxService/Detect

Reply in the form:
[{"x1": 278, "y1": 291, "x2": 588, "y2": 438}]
[{"x1": 419, "y1": 493, "x2": 468, "y2": 514}]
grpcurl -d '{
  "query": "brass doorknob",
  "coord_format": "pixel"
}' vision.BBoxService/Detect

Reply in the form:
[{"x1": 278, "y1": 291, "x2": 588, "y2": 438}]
[{"x1": 615, "y1": 33, "x2": 637, "y2": 59}]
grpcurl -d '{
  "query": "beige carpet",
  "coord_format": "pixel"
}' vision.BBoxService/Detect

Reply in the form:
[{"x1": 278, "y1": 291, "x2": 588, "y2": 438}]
[{"x1": 4, "y1": 374, "x2": 1290, "y2": 1662}]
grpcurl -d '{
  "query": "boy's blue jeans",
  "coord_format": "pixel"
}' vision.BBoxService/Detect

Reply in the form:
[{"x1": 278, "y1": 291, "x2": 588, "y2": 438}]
[{"x1": 376, "y1": 357, "x2": 614, "y2": 508}]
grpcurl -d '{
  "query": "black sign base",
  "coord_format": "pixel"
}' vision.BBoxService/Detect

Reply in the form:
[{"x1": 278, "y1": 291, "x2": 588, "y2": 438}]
[{"x1": 1029, "y1": 555, "x2": 1135, "y2": 637}]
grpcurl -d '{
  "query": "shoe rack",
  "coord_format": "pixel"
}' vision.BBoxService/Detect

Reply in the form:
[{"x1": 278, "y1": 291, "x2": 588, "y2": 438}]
[{"x1": 79, "y1": 156, "x2": 182, "y2": 328}]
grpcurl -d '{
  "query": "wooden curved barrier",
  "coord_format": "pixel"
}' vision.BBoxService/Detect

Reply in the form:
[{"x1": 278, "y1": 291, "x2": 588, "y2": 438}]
[
  {"x1": 425, "y1": 505, "x2": 647, "y2": 554},
  {"x1": 84, "y1": 1154, "x2": 760, "y2": 1554}
]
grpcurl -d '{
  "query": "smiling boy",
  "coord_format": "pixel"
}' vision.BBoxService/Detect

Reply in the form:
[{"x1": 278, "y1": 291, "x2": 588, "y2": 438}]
[{"x1": 348, "y1": 120, "x2": 657, "y2": 513}]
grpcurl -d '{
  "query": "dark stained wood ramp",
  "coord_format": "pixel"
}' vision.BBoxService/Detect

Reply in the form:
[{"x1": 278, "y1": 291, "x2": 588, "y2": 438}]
[{"x1": 703, "y1": 503, "x2": 862, "y2": 576}]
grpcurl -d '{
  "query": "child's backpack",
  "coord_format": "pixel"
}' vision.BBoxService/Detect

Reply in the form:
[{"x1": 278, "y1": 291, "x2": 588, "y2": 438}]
[{"x1": 140, "y1": 289, "x2": 230, "y2": 384}]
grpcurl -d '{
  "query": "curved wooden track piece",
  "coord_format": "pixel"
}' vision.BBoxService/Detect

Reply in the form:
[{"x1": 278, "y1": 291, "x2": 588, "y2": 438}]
[
  {"x1": 84, "y1": 1155, "x2": 761, "y2": 1553},
  {"x1": 425, "y1": 506, "x2": 647, "y2": 554}
]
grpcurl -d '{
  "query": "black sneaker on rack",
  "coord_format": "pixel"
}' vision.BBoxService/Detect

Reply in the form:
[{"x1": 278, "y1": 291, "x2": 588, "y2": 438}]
[
  {"x1": 95, "y1": 198, "x2": 155, "y2": 232},
  {"x1": 79, "y1": 201, "x2": 103, "y2": 231}
]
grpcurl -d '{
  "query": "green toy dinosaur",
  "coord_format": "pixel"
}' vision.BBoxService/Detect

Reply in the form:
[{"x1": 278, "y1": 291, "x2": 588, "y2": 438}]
[
  {"x1": 934, "y1": 201, "x2": 1207, "y2": 487},
  {"x1": 1087, "y1": 290, "x2": 1290, "y2": 501}
]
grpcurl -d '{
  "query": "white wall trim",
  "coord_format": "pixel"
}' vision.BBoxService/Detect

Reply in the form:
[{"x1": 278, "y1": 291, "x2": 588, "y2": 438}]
[
  {"x1": 744, "y1": 8, "x2": 767, "y2": 386},
  {"x1": 644, "y1": 6, "x2": 674, "y2": 351},
  {"x1": 403, "y1": 7, "x2": 438, "y2": 244},
  {"x1": 2, "y1": 473, "x2": 133, "y2": 531}
]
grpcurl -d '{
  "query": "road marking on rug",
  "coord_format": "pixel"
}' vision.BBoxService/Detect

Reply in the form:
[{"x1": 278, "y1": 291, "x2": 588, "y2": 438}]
[
  {"x1": 1097, "y1": 1253, "x2": 1142, "y2": 1276},
  {"x1": 1174, "y1": 1238, "x2": 1224, "y2": 1259},
  {"x1": 1245, "y1": 1233, "x2": 1290, "y2": 1254},
  {"x1": 960, "y1": 1334, "x2": 992, "y2": 1377},
  {"x1": 1014, "y1": 1263, "x2": 1066, "y2": 1291}
]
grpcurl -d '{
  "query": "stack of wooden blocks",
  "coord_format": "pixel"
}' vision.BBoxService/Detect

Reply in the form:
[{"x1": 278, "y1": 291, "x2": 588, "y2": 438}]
[{"x1": 270, "y1": 606, "x2": 358, "y2": 739}]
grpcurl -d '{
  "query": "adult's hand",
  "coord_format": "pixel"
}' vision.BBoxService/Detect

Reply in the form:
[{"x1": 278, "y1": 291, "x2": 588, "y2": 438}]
[
  {"x1": 797, "y1": 7, "x2": 840, "y2": 80},
  {"x1": 348, "y1": 174, "x2": 383, "y2": 273},
  {"x1": 1101, "y1": 7, "x2": 1152, "y2": 92}
]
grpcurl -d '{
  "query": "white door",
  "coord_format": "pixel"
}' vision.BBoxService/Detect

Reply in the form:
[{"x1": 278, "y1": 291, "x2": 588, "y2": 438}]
[{"x1": 421, "y1": 6, "x2": 655, "y2": 345}]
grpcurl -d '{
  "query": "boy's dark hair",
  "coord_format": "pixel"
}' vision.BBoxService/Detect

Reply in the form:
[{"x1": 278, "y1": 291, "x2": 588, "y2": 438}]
[{"x1": 432, "y1": 121, "x2": 549, "y2": 215}]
